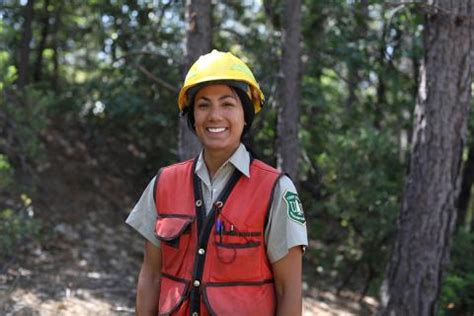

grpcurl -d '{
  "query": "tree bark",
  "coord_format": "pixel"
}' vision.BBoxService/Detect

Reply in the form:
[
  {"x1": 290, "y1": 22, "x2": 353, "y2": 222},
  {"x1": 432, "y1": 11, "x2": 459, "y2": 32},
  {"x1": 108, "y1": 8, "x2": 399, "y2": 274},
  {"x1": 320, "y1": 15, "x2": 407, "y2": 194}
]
[
  {"x1": 456, "y1": 140, "x2": 474, "y2": 231},
  {"x1": 178, "y1": 0, "x2": 211, "y2": 161},
  {"x1": 455, "y1": 16, "x2": 474, "y2": 232},
  {"x1": 345, "y1": 0, "x2": 368, "y2": 111},
  {"x1": 51, "y1": 3, "x2": 62, "y2": 92},
  {"x1": 276, "y1": 0, "x2": 302, "y2": 181},
  {"x1": 375, "y1": 10, "x2": 387, "y2": 131},
  {"x1": 33, "y1": 0, "x2": 50, "y2": 82},
  {"x1": 378, "y1": 1, "x2": 473, "y2": 315},
  {"x1": 17, "y1": 0, "x2": 35, "y2": 90}
]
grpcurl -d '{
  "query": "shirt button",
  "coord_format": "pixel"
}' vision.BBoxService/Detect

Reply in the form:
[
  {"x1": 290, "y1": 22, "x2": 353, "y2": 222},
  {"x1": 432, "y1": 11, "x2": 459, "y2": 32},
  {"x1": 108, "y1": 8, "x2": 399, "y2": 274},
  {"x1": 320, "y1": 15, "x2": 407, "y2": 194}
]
[
  {"x1": 193, "y1": 280, "x2": 200, "y2": 287},
  {"x1": 198, "y1": 248, "x2": 205, "y2": 255},
  {"x1": 192, "y1": 313, "x2": 199, "y2": 316}
]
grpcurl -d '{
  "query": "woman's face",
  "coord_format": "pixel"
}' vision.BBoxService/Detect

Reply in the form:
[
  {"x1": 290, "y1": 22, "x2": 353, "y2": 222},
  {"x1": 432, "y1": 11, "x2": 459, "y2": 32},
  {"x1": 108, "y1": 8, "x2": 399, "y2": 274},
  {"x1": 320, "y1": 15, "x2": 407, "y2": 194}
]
[{"x1": 193, "y1": 84, "x2": 245, "y2": 157}]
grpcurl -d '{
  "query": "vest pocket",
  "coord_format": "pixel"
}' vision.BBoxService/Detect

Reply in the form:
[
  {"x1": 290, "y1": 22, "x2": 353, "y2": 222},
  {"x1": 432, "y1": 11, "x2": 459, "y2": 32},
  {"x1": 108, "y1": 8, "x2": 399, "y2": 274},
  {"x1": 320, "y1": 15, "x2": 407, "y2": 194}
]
[
  {"x1": 214, "y1": 241, "x2": 261, "y2": 249},
  {"x1": 211, "y1": 237, "x2": 262, "y2": 281},
  {"x1": 155, "y1": 215, "x2": 195, "y2": 274},
  {"x1": 202, "y1": 281, "x2": 275, "y2": 316},
  {"x1": 155, "y1": 215, "x2": 194, "y2": 248},
  {"x1": 159, "y1": 273, "x2": 190, "y2": 316}
]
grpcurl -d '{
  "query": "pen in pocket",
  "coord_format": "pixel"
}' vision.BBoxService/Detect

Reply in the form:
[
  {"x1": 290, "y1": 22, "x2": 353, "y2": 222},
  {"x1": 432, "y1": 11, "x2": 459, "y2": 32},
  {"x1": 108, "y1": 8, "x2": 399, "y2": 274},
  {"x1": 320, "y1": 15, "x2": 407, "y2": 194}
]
[{"x1": 216, "y1": 219, "x2": 224, "y2": 242}]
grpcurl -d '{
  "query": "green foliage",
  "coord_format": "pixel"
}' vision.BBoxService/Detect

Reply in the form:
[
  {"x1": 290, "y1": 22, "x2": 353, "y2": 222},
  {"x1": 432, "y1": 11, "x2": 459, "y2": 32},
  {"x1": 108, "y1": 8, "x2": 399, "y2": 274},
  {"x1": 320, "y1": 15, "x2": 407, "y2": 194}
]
[
  {"x1": 0, "y1": 156, "x2": 39, "y2": 260},
  {"x1": 2, "y1": 0, "x2": 473, "y2": 306},
  {"x1": 440, "y1": 231, "x2": 474, "y2": 315},
  {"x1": 293, "y1": 2, "x2": 420, "y2": 294},
  {"x1": 0, "y1": 154, "x2": 14, "y2": 188},
  {"x1": 0, "y1": 205, "x2": 40, "y2": 260},
  {"x1": 0, "y1": 51, "x2": 17, "y2": 90},
  {"x1": 2, "y1": 87, "x2": 51, "y2": 164}
]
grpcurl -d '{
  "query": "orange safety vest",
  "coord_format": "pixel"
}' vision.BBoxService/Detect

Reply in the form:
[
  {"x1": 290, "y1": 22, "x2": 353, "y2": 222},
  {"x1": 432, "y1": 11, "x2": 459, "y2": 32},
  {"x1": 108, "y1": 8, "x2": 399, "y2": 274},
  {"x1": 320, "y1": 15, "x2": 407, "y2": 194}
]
[{"x1": 154, "y1": 158, "x2": 282, "y2": 316}]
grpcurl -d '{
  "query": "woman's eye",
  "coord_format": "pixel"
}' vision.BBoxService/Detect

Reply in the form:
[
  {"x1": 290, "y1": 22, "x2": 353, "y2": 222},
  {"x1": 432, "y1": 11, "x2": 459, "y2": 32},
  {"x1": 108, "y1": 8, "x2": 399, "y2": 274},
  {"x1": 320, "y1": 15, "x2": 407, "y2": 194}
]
[
  {"x1": 223, "y1": 102, "x2": 234, "y2": 107},
  {"x1": 196, "y1": 103, "x2": 209, "y2": 108}
]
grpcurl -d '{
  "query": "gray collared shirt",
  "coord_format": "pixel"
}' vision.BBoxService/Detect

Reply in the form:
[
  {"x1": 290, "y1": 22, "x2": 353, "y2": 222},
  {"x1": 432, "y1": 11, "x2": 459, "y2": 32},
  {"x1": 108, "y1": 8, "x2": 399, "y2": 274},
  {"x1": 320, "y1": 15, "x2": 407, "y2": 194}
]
[{"x1": 126, "y1": 144, "x2": 308, "y2": 263}]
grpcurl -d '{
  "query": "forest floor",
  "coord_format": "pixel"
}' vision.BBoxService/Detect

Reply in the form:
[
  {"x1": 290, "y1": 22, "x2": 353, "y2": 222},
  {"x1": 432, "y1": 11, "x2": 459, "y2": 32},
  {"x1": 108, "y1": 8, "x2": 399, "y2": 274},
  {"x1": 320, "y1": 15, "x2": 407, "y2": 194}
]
[{"x1": 0, "y1": 127, "x2": 378, "y2": 315}]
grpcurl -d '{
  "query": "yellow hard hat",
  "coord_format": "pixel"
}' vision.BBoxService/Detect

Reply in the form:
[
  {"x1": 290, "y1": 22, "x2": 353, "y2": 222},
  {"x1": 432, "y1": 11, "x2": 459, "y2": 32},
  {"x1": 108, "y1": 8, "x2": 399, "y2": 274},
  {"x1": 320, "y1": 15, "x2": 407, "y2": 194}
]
[{"x1": 178, "y1": 50, "x2": 265, "y2": 113}]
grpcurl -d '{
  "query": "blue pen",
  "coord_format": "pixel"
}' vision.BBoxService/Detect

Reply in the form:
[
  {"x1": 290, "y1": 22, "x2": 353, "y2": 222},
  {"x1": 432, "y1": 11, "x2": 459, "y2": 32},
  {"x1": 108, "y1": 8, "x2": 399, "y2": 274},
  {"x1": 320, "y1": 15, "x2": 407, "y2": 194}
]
[{"x1": 216, "y1": 219, "x2": 223, "y2": 242}]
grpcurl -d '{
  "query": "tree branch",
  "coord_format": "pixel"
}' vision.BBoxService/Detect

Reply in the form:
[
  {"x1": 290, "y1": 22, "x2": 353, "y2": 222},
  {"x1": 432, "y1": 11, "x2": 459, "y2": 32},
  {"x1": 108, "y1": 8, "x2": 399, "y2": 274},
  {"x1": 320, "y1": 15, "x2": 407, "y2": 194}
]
[
  {"x1": 384, "y1": 1, "x2": 474, "y2": 19},
  {"x1": 136, "y1": 64, "x2": 179, "y2": 94},
  {"x1": 115, "y1": 51, "x2": 178, "y2": 63}
]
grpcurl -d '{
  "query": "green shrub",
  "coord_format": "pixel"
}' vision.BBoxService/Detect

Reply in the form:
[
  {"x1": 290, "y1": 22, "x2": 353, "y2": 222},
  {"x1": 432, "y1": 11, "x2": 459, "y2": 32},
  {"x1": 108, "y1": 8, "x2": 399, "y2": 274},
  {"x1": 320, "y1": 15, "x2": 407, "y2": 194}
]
[
  {"x1": 0, "y1": 206, "x2": 40, "y2": 260},
  {"x1": 0, "y1": 155, "x2": 40, "y2": 260},
  {"x1": 440, "y1": 231, "x2": 474, "y2": 315},
  {"x1": 0, "y1": 154, "x2": 14, "y2": 189}
]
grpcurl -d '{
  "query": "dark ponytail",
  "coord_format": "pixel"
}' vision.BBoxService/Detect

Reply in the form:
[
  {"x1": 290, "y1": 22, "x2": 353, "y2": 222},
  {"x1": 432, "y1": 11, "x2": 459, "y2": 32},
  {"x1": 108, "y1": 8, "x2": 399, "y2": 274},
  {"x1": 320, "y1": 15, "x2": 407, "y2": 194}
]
[{"x1": 241, "y1": 132, "x2": 261, "y2": 160}]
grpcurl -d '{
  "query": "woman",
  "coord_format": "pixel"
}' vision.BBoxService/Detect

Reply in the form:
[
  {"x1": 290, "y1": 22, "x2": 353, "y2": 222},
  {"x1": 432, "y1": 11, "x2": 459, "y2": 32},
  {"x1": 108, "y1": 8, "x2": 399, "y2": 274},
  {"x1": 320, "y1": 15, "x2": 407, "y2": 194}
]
[{"x1": 126, "y1": 50, "x2": 308, "y2": 316}]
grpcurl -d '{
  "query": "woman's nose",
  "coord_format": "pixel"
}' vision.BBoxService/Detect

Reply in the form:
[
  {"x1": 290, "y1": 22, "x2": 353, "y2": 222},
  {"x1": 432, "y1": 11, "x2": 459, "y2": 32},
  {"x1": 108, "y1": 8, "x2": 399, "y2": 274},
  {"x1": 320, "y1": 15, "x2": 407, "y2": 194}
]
[{"x1": 207, "y1": 104, "x2": 223, "y2": 120}]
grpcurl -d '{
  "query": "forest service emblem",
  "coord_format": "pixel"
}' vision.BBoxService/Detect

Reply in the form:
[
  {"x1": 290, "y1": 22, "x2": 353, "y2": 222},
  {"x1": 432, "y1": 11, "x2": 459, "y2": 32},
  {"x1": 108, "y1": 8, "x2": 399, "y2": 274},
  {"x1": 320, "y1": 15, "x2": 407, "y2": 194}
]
[{"x1": 283, "y1": 190, "x2": 306, "y2": 225}]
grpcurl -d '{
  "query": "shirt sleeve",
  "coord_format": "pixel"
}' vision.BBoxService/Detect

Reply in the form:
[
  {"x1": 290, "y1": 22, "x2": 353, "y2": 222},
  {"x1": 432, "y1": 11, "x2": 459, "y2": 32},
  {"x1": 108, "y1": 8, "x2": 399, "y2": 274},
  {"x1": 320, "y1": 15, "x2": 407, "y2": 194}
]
[
  {"x1": 265, "y1": 175, "x2": 308, "y2": 263},
  {"x1": 125, "y1": 175, "x2": 161, "y2": 247}
]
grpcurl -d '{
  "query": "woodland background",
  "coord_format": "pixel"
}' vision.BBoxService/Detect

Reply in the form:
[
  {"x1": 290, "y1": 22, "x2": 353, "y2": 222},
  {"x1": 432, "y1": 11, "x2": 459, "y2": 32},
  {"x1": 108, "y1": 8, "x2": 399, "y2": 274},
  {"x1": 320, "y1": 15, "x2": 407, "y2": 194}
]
[{"x1": 1, "y1": 0, "x2": 474, "y2": 315}]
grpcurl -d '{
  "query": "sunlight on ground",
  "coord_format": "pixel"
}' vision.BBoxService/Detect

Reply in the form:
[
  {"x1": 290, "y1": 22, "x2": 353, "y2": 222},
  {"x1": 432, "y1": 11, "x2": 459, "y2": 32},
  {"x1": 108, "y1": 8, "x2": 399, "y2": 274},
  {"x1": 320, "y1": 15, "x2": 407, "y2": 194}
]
[
  {"x1": 4, "y1": 289, "x2": 373, "y2": 315},
  {"x1": 304, "y1": 291, "x2": 378, "y2": 316},
  {"x1": 304, "y1": 296, "x2": 355, "y2": 316},
  {"x1": 6, "y1": 289, "x2": 134, "y2": 316}
]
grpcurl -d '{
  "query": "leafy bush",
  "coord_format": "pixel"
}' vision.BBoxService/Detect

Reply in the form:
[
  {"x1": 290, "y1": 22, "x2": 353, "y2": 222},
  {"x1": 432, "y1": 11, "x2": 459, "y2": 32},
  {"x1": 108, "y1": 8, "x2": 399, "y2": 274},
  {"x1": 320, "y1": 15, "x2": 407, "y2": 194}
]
[
  {"x1": 3, "y1": 87, "x2": 51, "y2": 161},
  {"x1": 0, "y1": 154, "x2": 14, "y2": 188},
  {"x1": 440, "y1": 231, "x2": 474, "y2": 315},
  {"x1": 0, "y1": 155, "x2": 40, "y2": 260},
  {"x1": 0, "y1": 205, "x2": 40, "y2": 260}
]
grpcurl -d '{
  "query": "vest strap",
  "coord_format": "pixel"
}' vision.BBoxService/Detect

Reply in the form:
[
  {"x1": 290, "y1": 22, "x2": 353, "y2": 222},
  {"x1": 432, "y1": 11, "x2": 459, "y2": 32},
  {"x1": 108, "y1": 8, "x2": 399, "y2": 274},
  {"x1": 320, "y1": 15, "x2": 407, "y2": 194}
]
[{"x1": 190, "y1": 167, "x2": 243, "y2": 315}]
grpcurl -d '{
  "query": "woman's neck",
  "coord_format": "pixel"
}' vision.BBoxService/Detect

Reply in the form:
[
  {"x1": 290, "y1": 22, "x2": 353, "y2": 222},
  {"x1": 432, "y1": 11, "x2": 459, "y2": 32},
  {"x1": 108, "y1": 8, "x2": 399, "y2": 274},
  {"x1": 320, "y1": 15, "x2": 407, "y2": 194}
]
[{"x1": 203, "y1": 145, "x2": 239, "y2": 179}]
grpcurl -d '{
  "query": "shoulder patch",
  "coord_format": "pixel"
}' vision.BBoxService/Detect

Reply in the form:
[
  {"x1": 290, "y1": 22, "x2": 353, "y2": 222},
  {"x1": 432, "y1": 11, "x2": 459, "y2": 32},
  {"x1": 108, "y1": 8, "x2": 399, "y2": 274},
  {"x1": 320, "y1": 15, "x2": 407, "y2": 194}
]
[{"x1": 283, "y1": 190, "x2": 306, "y2": 225}]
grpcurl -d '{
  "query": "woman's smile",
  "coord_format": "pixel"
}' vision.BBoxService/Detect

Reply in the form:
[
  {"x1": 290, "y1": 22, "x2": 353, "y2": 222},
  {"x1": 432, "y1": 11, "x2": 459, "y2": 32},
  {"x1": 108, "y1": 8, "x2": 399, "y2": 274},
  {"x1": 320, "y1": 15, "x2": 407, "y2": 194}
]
[{"x1": 207, "y1": 127, "x2": 227, "y2": 133}]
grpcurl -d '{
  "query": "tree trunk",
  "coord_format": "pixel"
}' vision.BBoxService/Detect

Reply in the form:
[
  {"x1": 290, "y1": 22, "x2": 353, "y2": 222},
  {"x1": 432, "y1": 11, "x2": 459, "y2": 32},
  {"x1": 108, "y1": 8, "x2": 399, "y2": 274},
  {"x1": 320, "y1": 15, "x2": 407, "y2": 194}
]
[
  {"x1": 17, "y1": 0, "x2": 35, "y2": 90},
  {"x1": 375, "y1": 10, "x2": 387, "y2": 131},
  {"x1": 455, "y1": 18, "x2": 474, "y2": 232},
  {"x1": 33, "y1": 0, "x2": 50, "y2": 82},
  {"x1": 276, "y1": 0, "x2": 301, "y2": 181},
  {"x1": 456, "y1": 140, "x2": 474, "y2": 231},
  {"x1": 178, "y1": 0, "x2": 211, "y2": 161},
  {"x1": 378, "y1": 2, "x2": 473, "y2": 315},
  {"x1": 345, "y1": 0, "x2": 368, "y2": 110},
  {"x1": 51, "y1": 3, "x2": 62, "y2": 92}
]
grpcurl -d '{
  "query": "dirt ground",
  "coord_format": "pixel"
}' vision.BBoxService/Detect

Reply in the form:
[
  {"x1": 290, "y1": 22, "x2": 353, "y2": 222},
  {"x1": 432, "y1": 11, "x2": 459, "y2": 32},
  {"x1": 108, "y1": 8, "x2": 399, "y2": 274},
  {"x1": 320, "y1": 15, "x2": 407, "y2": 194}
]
[
  {"x1": 0, "y1": 199, "x2": 378, "y2": 315},
  {"x1": 0, "y1": 207, "x2": 378, "y2": 315},
  {"x1": 0, "y1": 129, "x2": 378, "y2": 315},
  {"x1": 1, "y1": 232, "x2": 377, "y2": 316}
]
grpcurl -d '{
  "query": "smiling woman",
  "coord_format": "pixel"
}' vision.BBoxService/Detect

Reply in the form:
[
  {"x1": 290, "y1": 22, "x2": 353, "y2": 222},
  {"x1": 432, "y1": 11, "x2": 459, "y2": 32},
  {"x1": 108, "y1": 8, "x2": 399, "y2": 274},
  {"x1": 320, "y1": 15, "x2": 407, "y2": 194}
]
[{"x1": 126, "y1": 50, "x2": 308, "y2": 315}]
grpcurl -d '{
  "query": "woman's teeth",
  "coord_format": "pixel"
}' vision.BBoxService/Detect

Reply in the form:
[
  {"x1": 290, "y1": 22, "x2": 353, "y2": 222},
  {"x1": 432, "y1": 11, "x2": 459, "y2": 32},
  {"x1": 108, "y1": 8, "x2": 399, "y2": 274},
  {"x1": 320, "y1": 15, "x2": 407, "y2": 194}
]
[{"x1": 207, "y1": 127, "x2": 226, "y2": 133}]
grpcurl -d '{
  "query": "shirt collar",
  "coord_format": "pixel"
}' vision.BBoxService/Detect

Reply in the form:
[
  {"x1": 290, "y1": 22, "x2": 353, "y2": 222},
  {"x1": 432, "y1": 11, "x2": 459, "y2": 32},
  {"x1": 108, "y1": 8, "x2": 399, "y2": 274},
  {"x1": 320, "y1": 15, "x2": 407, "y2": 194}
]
[
  {"x1": 228, "y1": 143, "x2": 250, "y2": 178},
  {"x1": 194, "y1": 143, "x2": 251, "y2": 184}
]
